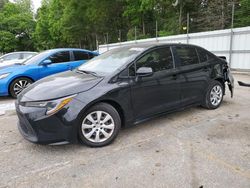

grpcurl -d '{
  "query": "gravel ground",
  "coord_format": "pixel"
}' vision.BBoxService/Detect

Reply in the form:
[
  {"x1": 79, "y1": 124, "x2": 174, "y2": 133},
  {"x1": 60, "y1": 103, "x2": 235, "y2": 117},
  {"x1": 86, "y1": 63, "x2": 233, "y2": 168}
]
[
  {"x1": 0, "y1": 97, "x2": 14, "y2": 116},
  {"x1": 0, "y1": 74, "x2": 249, "y2": 188}
]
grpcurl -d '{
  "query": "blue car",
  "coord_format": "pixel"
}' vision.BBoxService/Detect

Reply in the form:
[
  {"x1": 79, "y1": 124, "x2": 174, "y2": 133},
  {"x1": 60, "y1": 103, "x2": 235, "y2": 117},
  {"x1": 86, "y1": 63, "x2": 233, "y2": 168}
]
[{"x1": 0, "y1": 48, "x2": 98, "y2": 98}]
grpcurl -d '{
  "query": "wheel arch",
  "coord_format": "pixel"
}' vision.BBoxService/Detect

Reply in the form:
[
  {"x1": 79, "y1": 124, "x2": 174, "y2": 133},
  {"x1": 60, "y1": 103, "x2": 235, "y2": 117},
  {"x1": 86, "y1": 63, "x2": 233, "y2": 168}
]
[
  {"x1": 8, "y1": 76, "x2": 35, "y2": 94},
  {"x1": 83, "y1": 99, "x2": 126, "y2": 128},
  {"x1": 214, "y1": 77, "x2": 225, "y2": 94}
]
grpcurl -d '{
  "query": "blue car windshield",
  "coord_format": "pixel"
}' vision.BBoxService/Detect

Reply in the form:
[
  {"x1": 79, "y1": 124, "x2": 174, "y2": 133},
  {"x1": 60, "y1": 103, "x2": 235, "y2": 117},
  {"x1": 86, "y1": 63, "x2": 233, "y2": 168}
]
[
  {"x1": 23, "y1": 51, "x2": 51, "y2": 65},
  {"x1": 78, "y1": 47, "x2": 145, "y2": 76}
]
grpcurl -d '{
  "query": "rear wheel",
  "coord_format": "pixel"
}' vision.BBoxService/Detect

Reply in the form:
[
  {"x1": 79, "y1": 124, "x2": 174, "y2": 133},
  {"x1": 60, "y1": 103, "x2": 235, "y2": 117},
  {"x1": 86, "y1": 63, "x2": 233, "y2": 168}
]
[
  {"x1": 202, "y1": 80, "x2": 224, "y2": 109},
  {"x1": 9, "y1": 77, "x2": 33, "y2": 98},
  {"x1": 78, "y1": 103, "x2": 121, "y2": 147}
]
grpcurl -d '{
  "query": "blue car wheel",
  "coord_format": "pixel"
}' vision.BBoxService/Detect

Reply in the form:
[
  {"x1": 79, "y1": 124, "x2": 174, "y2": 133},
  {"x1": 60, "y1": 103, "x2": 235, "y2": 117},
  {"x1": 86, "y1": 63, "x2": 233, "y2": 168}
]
[{"x1": 9, "y1": 77, "x2": 33, "y2": 98}]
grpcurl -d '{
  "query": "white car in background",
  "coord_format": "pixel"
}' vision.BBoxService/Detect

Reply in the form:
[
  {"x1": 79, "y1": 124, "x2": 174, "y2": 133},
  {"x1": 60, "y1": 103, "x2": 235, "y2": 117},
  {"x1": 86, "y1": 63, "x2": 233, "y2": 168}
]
[{"x1": 0, "y1": 52, "x2": 37, "y2": 67}]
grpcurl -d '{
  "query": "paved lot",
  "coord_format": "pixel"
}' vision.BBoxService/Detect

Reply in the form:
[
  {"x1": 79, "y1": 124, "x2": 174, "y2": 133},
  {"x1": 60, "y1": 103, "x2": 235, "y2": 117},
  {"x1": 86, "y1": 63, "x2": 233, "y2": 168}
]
[
  {"x1": 0, "y1": 74, "x2": 250, "y2": 188},
  {"x1": 0, "y1": 97, "x2": 14, "y2": 116}
]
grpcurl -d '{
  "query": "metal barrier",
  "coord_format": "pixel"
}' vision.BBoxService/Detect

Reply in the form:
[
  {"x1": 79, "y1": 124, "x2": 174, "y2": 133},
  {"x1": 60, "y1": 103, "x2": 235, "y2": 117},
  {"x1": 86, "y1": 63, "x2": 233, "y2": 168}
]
[{"x1": 99, "y1": 26, "x2": 250, "y2": 70}]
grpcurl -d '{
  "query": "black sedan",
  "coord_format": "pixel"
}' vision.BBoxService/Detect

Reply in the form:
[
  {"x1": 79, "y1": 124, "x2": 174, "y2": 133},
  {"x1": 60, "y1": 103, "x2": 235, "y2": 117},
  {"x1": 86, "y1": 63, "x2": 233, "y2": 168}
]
[{"x1": 16, "y1": 43, "x2": 234, "y2": 147}]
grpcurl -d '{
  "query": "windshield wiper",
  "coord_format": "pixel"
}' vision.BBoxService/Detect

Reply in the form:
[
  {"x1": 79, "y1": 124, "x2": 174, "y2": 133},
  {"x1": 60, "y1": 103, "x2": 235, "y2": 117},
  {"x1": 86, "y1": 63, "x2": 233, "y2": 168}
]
[{"x1": 76, "y1": 69, "x2": 99, "y2": 76}]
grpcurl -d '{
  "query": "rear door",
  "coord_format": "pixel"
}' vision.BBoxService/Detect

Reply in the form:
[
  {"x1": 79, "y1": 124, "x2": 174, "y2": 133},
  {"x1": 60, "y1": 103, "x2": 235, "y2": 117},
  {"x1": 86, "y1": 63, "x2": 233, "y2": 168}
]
[
  {"x1": 174, "y1": 46, "x2": 210, "y2": 106},
  {"x1": 38, "y1": 51, "x2": 71, "y2": 79},
  {"x1": 130, "y1": 46, "x2": 181, "y2": 120}
]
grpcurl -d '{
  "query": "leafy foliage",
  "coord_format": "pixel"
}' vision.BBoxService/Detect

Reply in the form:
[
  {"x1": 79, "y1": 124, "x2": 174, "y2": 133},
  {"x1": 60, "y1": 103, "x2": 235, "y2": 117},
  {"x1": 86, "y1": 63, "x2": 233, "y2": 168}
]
[
  {"x1": 235, "y1": 0, "x2": 250, "y2": 27},
  {"x1": 0, "y1": 0, "x2": 35, "y2": 53},
  {"x1": 0, "y1": 0, "x2": 249, "y2": 53}
]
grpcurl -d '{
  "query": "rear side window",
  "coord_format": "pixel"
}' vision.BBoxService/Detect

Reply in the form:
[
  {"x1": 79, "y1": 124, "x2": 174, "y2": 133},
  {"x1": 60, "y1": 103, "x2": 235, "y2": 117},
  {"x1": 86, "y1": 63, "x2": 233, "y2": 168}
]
[
  {"x1": 73, "y1": 51, "x2": 89, "y2": 60},
  {"x1": 197, "y1": 48, "x2": 214, "y2": 63},
  {"x1": 136, "y1": 47, "x2": 173, "y2": 72},
  {"x1": 49, "y1": 51, "x2": 70, "y2": 63},
  {"x1": 176, "y1": 46, "x2": 199, "y2": 66}
]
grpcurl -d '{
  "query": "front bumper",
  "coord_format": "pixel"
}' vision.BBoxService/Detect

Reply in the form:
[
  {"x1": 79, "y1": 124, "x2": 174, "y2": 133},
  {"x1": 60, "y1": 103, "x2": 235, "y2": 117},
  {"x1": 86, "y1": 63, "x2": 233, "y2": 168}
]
[
  {"x1": 15, "y1": 99, "x2": 84, "y2": 145},
  {"x1": 0, "y1": 79, "x2": 9, "y2": 96}
]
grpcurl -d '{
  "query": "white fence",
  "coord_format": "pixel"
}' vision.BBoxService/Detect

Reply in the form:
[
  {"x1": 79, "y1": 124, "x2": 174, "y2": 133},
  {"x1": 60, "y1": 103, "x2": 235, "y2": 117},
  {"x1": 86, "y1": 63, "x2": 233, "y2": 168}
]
[{"x1": 99, "y1": 26, "x2": 250, "y2": 70}]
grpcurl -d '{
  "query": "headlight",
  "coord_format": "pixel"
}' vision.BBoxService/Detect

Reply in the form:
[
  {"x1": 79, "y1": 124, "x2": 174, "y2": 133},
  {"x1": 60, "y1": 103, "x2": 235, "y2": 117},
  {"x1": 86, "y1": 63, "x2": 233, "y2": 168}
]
[
  {"x1": 0, "y1": 73, "x2": 11, "y2": 79},
  {"x1": 24, "y1": 95, "x2": 76, "y2": 115}
]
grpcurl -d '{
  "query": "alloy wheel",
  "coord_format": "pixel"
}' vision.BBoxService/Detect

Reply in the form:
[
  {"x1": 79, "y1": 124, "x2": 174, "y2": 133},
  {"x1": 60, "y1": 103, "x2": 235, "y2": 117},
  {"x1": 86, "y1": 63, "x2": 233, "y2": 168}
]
[
  {"x1": 210, "y1": 85, "x2": 223, "y2": 106},
  {"x1": 81, "y1": 111, "x2": 115, "y2": 143},
  {"x1": 13, "y1": 80, "x2": 32, "y2": 95}
]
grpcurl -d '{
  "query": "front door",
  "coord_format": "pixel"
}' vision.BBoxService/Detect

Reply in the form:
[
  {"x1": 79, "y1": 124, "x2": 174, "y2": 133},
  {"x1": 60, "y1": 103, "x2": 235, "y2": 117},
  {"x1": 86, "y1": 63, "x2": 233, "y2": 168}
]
[
  {"x1": 38, "y1": 51, "x2": 72, "y2": 79},
  {"x1": 130, "y1": 46, "x2": 181, "y2": 121}
]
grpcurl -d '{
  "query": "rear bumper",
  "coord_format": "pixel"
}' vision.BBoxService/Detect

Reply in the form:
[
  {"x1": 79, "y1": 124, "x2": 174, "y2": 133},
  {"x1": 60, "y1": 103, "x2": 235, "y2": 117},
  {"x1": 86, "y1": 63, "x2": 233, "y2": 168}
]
[{"x1": 226, "y1": 69, "x2": 234, "y2": 97}]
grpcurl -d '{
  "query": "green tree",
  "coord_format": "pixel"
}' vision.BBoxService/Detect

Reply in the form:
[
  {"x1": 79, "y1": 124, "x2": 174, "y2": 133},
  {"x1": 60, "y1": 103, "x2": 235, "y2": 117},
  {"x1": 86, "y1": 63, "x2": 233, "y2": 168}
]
[
  {"x1": 123, "y1": 0, "x2": 155, "y2": 39},
  {"x1": 60, "y1": 0, "x2": 89, "y2": 48},
  {"x1": 34, "y1": 0, "x2": 127, "y2": 49},
  {"x1": 32, "y1": 0, "x2": 250, "y2": 51},
  {"x1": 0, "y1": 1, "x2": 35, "y2": 53},
  {"x1": 0, "y1": 0, "x2": 8, "y2": 9},
  {"x1": 33, "y1": 0, "x2": 53, "y2": 50},
  {"x1": 235, "y1": 0, "x2": 250, "y2": 27}
]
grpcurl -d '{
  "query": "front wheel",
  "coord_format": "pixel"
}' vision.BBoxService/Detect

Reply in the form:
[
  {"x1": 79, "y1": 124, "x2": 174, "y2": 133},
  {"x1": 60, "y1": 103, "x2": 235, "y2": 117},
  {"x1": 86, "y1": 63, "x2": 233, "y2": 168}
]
[
  {"x1": 78, "y1": 103, "x2": 121, "y2": 147},
  {"x1": 9, "y1": 77, "x2": 33, "y2": 98},
  {"x1": 202, "y1": 80, "x2": 224, "y2": 109}
]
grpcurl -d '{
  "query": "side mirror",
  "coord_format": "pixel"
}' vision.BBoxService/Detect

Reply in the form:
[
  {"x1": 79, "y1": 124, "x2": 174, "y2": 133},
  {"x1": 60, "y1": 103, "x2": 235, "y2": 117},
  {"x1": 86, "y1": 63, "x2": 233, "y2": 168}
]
[
  {"x1": 41, "y1": 59, "x2": 52, "y2": 66},
  {"x1": 136, "y1": 67, "x2": 153, "y2": 77}
]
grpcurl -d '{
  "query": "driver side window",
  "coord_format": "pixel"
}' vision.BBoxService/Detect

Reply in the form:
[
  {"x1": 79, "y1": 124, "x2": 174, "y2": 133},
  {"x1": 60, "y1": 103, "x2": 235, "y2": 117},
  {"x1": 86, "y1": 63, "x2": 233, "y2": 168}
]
[
  {"x1": 136, "y1": 47, "x2": 173, "y2": 73},
  {"x1": 48, "y1": 51, "x2": 70, "y2": 64}
]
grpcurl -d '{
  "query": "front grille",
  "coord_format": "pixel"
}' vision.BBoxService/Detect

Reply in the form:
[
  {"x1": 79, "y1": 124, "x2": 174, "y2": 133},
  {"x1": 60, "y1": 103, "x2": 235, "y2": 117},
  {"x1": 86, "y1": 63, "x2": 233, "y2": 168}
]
[{"x1": 17, "y1": 112, "x2": 36, "y2": 138}]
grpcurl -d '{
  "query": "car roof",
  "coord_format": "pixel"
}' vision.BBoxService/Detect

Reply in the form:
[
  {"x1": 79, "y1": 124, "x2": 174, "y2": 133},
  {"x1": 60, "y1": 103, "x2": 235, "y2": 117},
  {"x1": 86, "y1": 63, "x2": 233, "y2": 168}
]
[
  {"x1": 114, "y1": 43, "x2": 203, "y2": 51},
  {"x1": 46, "y1": 48, "x2": 98, "y2": 54}
]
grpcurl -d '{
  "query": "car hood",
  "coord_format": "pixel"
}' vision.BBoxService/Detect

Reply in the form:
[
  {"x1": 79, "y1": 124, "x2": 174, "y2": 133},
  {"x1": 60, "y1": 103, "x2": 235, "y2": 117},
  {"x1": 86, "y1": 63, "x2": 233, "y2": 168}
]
[
  {"x1": 0, "y1": 61, "x2": 15, "y2": 67},
  {"x1": 19, "y1": 71, "x2": 104, "y2": 102},
  {"x1": 0, "y1": 59, "x2": 24, "y2": 67},
  {"x1": 0, "y1": 64, "x2": 23, "y2": 72}
]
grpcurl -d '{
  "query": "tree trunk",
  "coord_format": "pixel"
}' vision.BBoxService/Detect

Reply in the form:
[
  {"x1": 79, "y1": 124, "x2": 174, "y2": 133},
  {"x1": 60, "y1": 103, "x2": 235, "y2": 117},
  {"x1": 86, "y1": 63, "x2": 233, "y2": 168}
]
[
  {"x1": 179, "y1": 5, "x2": 183, "y2": 33},
  {"x1": 142, "y1": 14, "x2": 145, "y2": 35},
  {"x1": 79, "y1": 39, "x2": 82, "y2": 48},
  {"x1": 221, "y1": 1, "x2": 225, "y2": 29}
]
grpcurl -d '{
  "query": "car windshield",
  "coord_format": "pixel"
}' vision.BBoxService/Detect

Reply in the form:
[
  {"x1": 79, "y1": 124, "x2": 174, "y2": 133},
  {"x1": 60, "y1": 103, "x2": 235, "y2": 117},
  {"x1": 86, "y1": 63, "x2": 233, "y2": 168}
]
[
  {"x1": 78, "y1": 47, "x2": 145, "y2": 76},
  {"x1": 23, "y1": 51, "x2": 51, "y2": 65}
]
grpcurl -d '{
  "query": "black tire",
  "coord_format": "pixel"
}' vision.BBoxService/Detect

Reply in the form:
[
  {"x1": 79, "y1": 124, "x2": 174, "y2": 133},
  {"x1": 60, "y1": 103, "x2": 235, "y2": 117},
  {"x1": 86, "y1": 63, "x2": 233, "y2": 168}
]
[
  {"x1": 9, "y1": 77, "x2": 33, "y2": 98},
  {"x1": 202, "y1": 80, "x2": 224, "y2": 109},
  {"x1": 78, "y1": 103, "x2": 121, "y2": 147}
]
